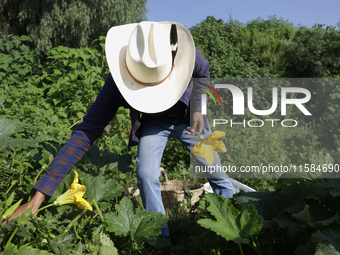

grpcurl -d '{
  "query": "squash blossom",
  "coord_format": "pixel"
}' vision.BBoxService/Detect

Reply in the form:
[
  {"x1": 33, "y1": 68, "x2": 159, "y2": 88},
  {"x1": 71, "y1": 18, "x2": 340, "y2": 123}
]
[
  {"x1": 191, "y1": 131, "x2": 227, "y2": 165},
  {"x1": 53, "y1": 171, "x2": 93, "y2": 211}
]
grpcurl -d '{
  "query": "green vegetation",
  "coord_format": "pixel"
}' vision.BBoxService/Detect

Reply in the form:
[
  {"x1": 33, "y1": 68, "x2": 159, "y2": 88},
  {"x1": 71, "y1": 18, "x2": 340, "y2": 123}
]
[
  {"x1": 1, "y1": 14, "x2": 340, "y2": 254},
  {"x1": 0, "y1": 0, "x2": 147, "y2": 52}
]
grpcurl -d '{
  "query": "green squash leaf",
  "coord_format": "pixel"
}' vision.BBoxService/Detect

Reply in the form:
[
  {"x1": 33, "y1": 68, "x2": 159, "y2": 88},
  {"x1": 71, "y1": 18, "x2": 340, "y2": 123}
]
[
  {"x1": 78, "y1": 171, "x2": 123, "y2": 202},
  {"x1": 312, "y1": 227, "x2": 340, "y2": 252},
  {"x1": 198, "y1": 193, "x2": 263, "y2": 245},
  {"x1": 105, "y1": 197, "x2": 168, "y2": 245},
  {"x1": 98, "y1": 232, "x2": 118, "y2": 255},
  {"x1": 236, "y1": 180, "x2": 327, "y2": 220}
]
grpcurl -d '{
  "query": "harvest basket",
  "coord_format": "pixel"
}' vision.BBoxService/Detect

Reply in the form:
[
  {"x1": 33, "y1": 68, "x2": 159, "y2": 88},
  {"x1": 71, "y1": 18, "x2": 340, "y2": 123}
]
[{"x1": 124, "y1": 168, "x2": 204, "y2": 208}]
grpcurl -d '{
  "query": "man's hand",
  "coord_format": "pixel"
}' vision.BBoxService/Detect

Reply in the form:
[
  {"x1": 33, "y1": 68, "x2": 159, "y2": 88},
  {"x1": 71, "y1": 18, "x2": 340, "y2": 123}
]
[
  {"x1": 188, "y1": 112, "x2": 204, "y2": 134},
  {"x1": 1, "y1": 191, "x2": 46, "y2": 226}
]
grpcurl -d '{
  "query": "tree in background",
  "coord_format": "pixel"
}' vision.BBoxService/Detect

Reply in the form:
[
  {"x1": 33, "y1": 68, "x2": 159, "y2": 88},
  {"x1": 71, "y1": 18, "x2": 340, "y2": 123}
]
[
  {"x1": 190, "y1": 16, "x2": 297, "y2": 78},
  {"x1": 190, "y1": 16, "x2": 340, "y2": 151},
  {"x1": 281, "y1": 25, "x2": 340, "y2": 150},
  {"x1": 190, "y1": 16, "x2": 266, "y2": 78},
  {"x1": 0, "y1": 0, "x2": 147, "y2": 52},
  {"x1": 282, "y1": 25, "x2": 340, "y2": 78},
  {"x1": 229, "y1": 16, "x2": 296, "y2": 75}
]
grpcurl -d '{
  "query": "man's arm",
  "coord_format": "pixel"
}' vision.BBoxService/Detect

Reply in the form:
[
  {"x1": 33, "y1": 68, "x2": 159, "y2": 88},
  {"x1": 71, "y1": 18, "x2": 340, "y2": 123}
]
[
  {"x1": 191, "y1": 111, "x2": 205, "y2": 134},
  {"x1": 1, "y1": 191, "x2": 45, "y2": 226},
  {"x1": 2, "y1": 75, "x2": 123, "y2": 224},
  {"x1": 35, "y1": 74, "x2": 122, "y2": 196},
  {"x1": 190, "y1": 49, "x2": 210, "y2": 134}
]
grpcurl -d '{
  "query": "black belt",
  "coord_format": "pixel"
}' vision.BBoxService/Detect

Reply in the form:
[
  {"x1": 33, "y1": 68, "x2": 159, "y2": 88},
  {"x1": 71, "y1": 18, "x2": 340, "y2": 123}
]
[
  {"x1": 166, "y1": 112, "x2": 185, "y2": 118},
  {"x1": 141, "y1": 111, "x2": 184, "y2": 120},
  {"x1": 141, "y1": 101, "x2": 186, "y2": 120}
]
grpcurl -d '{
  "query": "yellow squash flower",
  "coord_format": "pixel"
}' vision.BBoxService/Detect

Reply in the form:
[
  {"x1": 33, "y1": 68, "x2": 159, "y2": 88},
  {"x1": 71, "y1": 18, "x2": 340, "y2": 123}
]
[
  {"x1": 191, "y1": 131, "x2": 227, "y2": 165},
  {"x1": 53, "y1": 171, "x2": 93, "y2": 211}
]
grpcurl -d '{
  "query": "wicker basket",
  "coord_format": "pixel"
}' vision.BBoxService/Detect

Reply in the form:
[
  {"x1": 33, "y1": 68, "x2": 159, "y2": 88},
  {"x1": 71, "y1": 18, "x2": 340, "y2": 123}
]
[
  {"x1": 124, "y1": 168, "x2": 204, "y2": 208},
  {"x1": 160, "y1": 179, "x2": 204, "y2": 208}
]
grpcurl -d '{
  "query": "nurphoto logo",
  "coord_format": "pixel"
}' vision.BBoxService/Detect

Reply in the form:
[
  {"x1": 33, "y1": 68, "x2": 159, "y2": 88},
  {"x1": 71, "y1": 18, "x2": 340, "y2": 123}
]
[{"x1": 201, "y1": 83, "x2": 312, "y2": 128}]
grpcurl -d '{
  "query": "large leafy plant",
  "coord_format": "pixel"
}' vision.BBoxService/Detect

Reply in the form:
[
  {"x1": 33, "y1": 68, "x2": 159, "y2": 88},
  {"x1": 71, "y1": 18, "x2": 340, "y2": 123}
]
[
  {"x1": 235, "y1": 178, "x2": 340, "y2": 254},
  {"x1": 105, "y1": 197, "x2": 169, "y2": 246},
  {"x1": 198, "y1": 193, "x2": 263, "y2": 254}
]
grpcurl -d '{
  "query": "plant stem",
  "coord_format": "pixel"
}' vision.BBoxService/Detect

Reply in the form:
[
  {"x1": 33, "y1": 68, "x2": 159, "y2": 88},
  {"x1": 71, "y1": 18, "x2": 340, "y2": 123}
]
[
  {"x1": 34, "y1": 167, "x2": 46, "y2": 182},
  {"x1": 248, "y1": 243, "x2": 263, "y2": 255},
  {"x1": 5, "y1": 182, "x2": 15, "y2": 195},
  {"x1": 37, "y1": 203, "x2": 54, "y2": 213},
  {"x1": 251, "y1": 236, "x2": 258, "y2": 249},
  {"x1": 238, "y1": 243, "x2": 244, "y2": 255},
  {"x1": 92, "y1": 200, "x2": 104, "y2": 223},
  {"x1": 21, "y1": 235, "x2": 27, "y2": 246},
  {"x1": 183, "y1": 129, "x2": 206, "y2": 140},
  {"x1": 73, "y1": 225, "x2": 81, "y2": 240},
  {"x1": 69, "y1": 119, "x2": 81, "y2": 129},
  {"x1": 65, "y1": 208, "x2": 88, "y2": 233},
  {"x1": 254, "y1": 236, "x2": 263, "y2": 253},
  {"x1": 4, "y1": 226, "x2": 18, "y2": 251}
]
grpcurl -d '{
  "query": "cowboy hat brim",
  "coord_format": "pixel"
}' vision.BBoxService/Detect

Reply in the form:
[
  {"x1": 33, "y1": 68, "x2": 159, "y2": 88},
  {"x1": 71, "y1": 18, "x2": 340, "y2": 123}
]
[{"x1": 105, "y1": 21, "x2": 195, "y2": 113}]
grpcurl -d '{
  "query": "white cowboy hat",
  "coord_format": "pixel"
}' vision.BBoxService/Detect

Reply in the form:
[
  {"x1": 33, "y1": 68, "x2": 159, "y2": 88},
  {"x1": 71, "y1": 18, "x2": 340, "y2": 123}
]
[{"x1": 105, "y1": 21, "x2": 195, "y2": 113}]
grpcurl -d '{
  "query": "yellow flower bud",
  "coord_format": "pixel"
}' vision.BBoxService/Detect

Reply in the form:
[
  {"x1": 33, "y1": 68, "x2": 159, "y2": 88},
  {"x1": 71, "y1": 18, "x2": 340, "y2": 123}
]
[{"x1": 1, "y1": 199, "x2": 22, "y2": 220}]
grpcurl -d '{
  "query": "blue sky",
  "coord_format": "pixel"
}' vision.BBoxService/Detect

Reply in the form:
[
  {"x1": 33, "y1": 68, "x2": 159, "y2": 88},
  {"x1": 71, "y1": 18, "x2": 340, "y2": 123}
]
[{"x1": 146, "y1": 0, "x2": 340, "y2": 28}]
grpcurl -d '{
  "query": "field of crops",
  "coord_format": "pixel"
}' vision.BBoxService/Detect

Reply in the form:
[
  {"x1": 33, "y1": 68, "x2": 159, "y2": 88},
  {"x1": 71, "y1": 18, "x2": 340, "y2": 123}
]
[{"x1": 1, "y1": 33, "x2": 340, "y2": 255}]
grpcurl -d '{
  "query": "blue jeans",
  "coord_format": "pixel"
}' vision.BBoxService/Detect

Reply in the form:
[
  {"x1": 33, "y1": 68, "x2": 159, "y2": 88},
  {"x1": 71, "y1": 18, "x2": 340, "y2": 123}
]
[{"x1": 136, "y1": 115, "x2": 235, "y2": 239}]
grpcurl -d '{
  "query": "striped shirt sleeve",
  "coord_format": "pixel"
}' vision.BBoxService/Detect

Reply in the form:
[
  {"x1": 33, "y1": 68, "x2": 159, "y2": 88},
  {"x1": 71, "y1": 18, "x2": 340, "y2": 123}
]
[
  {"x1": 34, "y1": 74, "x2": 125, "y2": 196},
  {"x1": 192, "y1": 49, "x2": 210, "y2": 112},
  {"x1": 34, "y1": 130, "x2": 91, "y2": 196}
]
